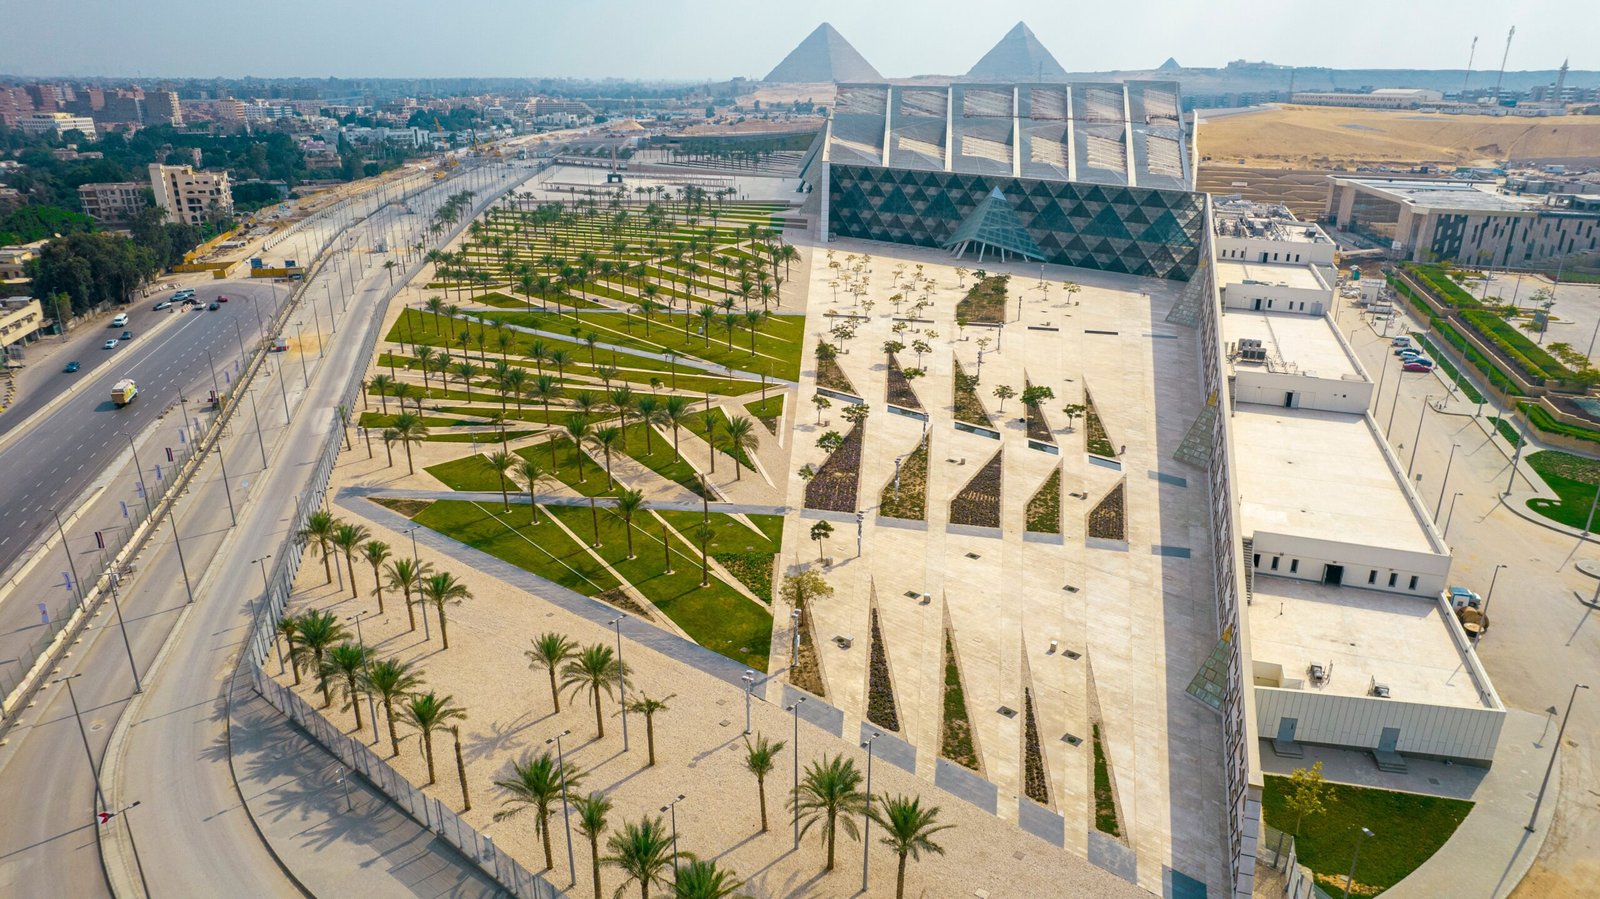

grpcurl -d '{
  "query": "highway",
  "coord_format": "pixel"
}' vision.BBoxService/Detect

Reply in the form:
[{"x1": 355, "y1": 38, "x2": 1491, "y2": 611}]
[{"x1": 0, "y1": 158, "x2": 530, "y2": 898}]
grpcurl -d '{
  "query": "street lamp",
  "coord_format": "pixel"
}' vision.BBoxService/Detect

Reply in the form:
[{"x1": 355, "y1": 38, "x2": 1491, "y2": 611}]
[
  {"x1": 610, "y1": 615, "x2": 629, "y2": 751},
  {"x1": 103, "y1": 799, "x2": 151, "y2": 897},
  {"x1": 56, "y1": 674, "x2": 106, "y2": 811},
  {"x1": 170, "y1": 506, "x2": 195, "y2": 604},
  {"x1": 405, "y1": 526, "x2": 431, "y2": 639},
  {"x1": 861, "y1": 732, "x2": 881, "y2": 891},
  {"x1": 786, "y1": 697, "x2": 806, "y2": 850},
  {"x1": 742, "y1": 670, "x2": 756, "y2": 735},
  {"x1": 1342, "y1": 827, "x2": 1375, "y2": 899},
  {"x1": 1406, "y1": 397, "x2": 1436, "y2": 479},
  {"x1": 1476, "y1": 564, "x2": 1508, "y2": 647},
  {"x1": 1527, "y1": 683, "x2": 1589, "y2": 832},
  {"x1": 1433, "y1": 443, "x2": 1459, "y2": 521},
  {"x1": 105, "y1": 574, "x2": 143, "y2": 694},
  {"x1": 1444, "y1": 492, "x2": 1464, "y2": 541},
  {"x1": 660, "y1": 793, "x2": 685, "y2": 875},
  {"x1": 546, "y1": 730, "x2": 576, "y2": 879},
  {"x1": 347, "y1": 611, "x2": 381, "y2": 745},
  {"x1": 123, "y1": 433, "x2": 153, "y2": 518}
]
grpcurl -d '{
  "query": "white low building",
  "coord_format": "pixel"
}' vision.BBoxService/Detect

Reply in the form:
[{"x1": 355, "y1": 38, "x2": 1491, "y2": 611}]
[
  {"x1": 1217, "y1": 260, "x2": 1333, "y2": 316},
  {"x1": 1223, "y1": 310, "x2": 1372, "y2": 413}
]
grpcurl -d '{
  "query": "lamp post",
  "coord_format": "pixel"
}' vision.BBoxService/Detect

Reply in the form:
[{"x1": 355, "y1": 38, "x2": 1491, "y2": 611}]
[
  {"x1": 1527, "y1": 683, "x2": 1589, "y2": 832},
  {"x1": 105, "y1": 799, "x2": 151, "y2": 898},
  {"x1": 56, "y1": 674, "x2": 105, "y2": 811},
  {"x1": 52, "y1": 508, "x2": 85, "y2": 609},
  {"x1": 1444, "y1": 492, "x2": 1464, "y2": 541},
  {"x1": 171, "y1": 507, "x2": 195, "y2": 604},
  {"x1": 790, "y1": 609, "x2": 801, "y2": 667},
  {"x1": 787, "y1": 697, "x2": 806, "y2": 850},
  {"x1": 294, "y1": 323, "x2": 310, "y2": 387},
  {"x1": 252, "y1": 555, "x2": 286, "y2": 673},
  {"x1": 1342, "y1": 827, "x2": 1375, "y2": 899},
  {"x1": 861, "y1": 732, "x2": 880, "y2": 892},
  {"x1": 609, "y1": 615, "x2": 629, "y2": 751},
  {"x1": 347, "y1": 611, "x2": 381, "y2": 745},
  {"x1": 405, "y1": 526, "x2": 431, "y2": 639},
  {"x1": 1433, "y1": 443, "x2": 1459, "y2": 520},
  {"x1": 105, "y1": 574, "x2": 142, "y2": 693},
  {"x1": 547, "y1": 730, "x2": 576, "y2": 879},
  {"x1": 1476, "y1": 563, "x2": 1508, "y2": 647},
  {"x1": 742, "y1": 670, "x2": 756, "y2": 735},
  {"x1": 661, "y1": 793, "x2": 685, "y2": 875},
  {"x1": 124, "y1": 433, "x2": 153, "y2": 518},
  {"x1": 1406, "y1": 397, "x2": 1436, "y2": 479}
]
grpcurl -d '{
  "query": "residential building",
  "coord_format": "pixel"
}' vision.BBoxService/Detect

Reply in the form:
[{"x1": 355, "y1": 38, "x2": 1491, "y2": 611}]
[
  {"x1": 78, "y1": 181, "x2": 150, "y2": 224},
  {"x1": 0, "y1": 241, "x2": 47, "y2": 281},
  {"x1": 148, "y1": 163, "x2": 233, "y2": 225},
  {"x1": 0, "y1": 86, "x2": 34, "y2": 127},
  {"x1": 144, "y1": 90, "x2": 183, "y2": 126},
  {"x1": 16, "y1": 112, "x2": 97, "y2": 140},
  {"x1": 0, "y1": 297, "x2": 45, "y2": 361},
  {"x1": 94, "y1": 91, "x2": 144, "y2": 126}
]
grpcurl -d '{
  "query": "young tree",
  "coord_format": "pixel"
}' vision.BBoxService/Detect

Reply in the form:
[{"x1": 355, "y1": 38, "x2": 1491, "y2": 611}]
[
  {"x1": 693, "y1": 522, "x2": 716, "y2": 588},
  {"x1": 1020, "y1": 384, "x2": 1055, "y2": 413},
  {"x1": 841, "y1": 402, "x2": 871, "y2": 428},
  {"x1": 362, "y1": 540, "x2": 392, "y2": 614},
  {"x1": 573, "y1": 792, "x2": 613, "y2": 899},
  {"x1": 1060, "y1": 403, "x2": 1087, "y2": 430},
  {"x1": 301, "y1": 510, "x2": 338, "y2": 584},
  {"x1": 362, "y1": 657, "x2": 425, "y2": 757},
  {"x1": 562, "y1": 644, "x2": 627, "y2": 739},
  {"x1": 816, "y1": 431, "x2": 844, "y2": 454},
  {"x1": 493, "y1": 750, "x2": 585, "y2": 872},
  {"x1": 420, "y1": 571, "x2": 473, "y2": 650},
  {"x1": 1284, "y1": 760, "x2": 1332, "y2": 836},
  {"x1": 602, "y1": 816, "x2": 674, "y2": 899},
  {"x1": 626, "y1": 693, "x2": 675, "y2": 767},
  {"x1": 792, "y1": 754, "x2": 868, "y2": 871},
  {"x1": 809, "y1": 521, "x2": 834, "y2": 563},
  {"x1": 399, "y1": 692, "x2": 467, "y2": 786},
  {"x1": 811, "y1": 393, "x2": 831, "y2": 425},
  {"x1": 992, "y1": 384, "x2": 1016, "y2": 412},
  {"x1": 870, "y1": 794, "x2": 953, "y2": 899},
  {"x1": 743, "y1": 733, "x2": 786, "y2": 832}
]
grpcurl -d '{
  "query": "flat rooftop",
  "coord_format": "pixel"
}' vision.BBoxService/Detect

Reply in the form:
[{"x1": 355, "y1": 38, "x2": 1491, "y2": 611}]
[
  {"x1": 1221, "y1": 310, "x2": 1363, "y2": 381},
  {"x1": 1232, "y1": 406, "x2": 1438, "y2": 556},
  {"x1": 1217, "y1": 260, "x2": 1327, "y2": 292},
  {"x1": 1331, "y1": 177, "x2": 1528, "y2": 213},
  {"x1": 1249, "y1": 577, "x2": 1489, "y2": 709}
]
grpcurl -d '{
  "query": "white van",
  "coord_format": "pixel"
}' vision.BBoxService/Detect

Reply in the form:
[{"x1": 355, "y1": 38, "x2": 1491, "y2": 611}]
[{"x1": 111, "y1": 313, "x2": 129, "y2": 327}]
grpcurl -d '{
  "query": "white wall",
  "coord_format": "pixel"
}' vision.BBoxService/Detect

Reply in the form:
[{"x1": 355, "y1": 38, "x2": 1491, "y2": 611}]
[
  {"x1": 1255, "y1": 687, "x2": 1503, "y2": 764},
  {"x1": 1220, "y1": 280, "x2": 1329, "y2": 315},
  {"x1": 1215, "y1": 236, "x2": 1336, "y2": 267},
  {"x1": 1233, "y1": 369, "x2": 1372, "y2": 414},
  {"x1": 1248, "y1": 532, "x2": 1452, "y2": 597}
]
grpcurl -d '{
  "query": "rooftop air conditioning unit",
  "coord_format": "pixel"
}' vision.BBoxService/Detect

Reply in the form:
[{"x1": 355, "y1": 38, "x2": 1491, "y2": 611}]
[
  {"x1": 1239, "y1": 338, "x2": 1267, "y2": 362},
  {"x1": 1370, "y1": 682, "x2": 1391, "y2": 698}
]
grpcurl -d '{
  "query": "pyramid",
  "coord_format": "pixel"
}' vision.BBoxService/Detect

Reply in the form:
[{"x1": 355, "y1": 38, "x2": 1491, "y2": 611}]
[
  {"x1": 1158, "y1": 57, "x2": 1183, "y2": 71},
  {"x1": 764, "y1": 23, "x2": 882, "y2": 83},
  {"x1": 967, "y1": 22, "x2": 1066, "y2": 79},
  {"x1": 944, "y1": 188, "x2": 1045, "y2": 262}
]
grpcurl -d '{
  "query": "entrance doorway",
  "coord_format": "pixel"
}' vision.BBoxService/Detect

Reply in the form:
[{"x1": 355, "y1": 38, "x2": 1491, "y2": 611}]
[
  {"x1": 1323, "y1": 564, "x2": 1344, "y2": 586},
  {"x1": 1283, "y1": 391, "x2": 1296, "y2": 408}
]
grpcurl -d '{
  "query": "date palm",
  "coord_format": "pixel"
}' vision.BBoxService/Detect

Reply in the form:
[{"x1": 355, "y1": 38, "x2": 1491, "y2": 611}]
[
  {"x1": 300, "y1": 509, "x2": 337, "y2": 583},
  {"x1": 276, "y1": 616, "x2": 301, "y2": 685},
  {"x1": 561, "y1": 644, "x2": 626, "y2": 739},
  {"x1": 382, "y1": 557, "x2": 431, "y2": 632},
  {"x1": 791, "y1": 754, "x2": 868, "y2": 872},
  {"x1": 289, "y1": 610, "x2": 349, "y2": 708},
  {"x1": 331, "y1": 521, "x2": 371, "y2": 599},
  {"x1": 870, "y1": 794, "x2": 953, "y2": 899},
  {"x1": 661, "y1": 395, "x2": 691, "y2": 461},
  {"x1": 742, "y1": 733, "x2": 785, "y2": 832},
  {"x1": 525, "y1": 631, "x2": 576, "y2": 713},
  {"x1": 518, "y1": 459, "x2": 552, "y2": 524},
  {"x1": 530, "y1": 375, "x2": 562, "y2": 422},
  {"x1": 698, "y1": 410, "x2": 718, "y2": 473},
  {"x1": 602, "y1": 816, "x2": 674, "y2": 899},
  {"x1": 573, "y1": 791, "x2": 612, "y2": 899},
  {"x1": 722, "y1": 415, "x2": 758, "y2": 480},
  {"x1": 483, "y1": 449, "x2": 516, "y2": 511},
  {"x1": 368, "y1": 374, "x2": 394, "y2": 415},
  {"x1": 590, "y1": 425, "x2": 623, "y2": 488},
  {"x1": 564, "y1": 414, "x2": 593, "y2": 482},
  {"x1": 420, "y1": 571, "x2": 472, "y2": 650},
  {"x1": 692, "y1": 523, "x2": 716, "y2": 588},
  {"x1": 452, "y1": 360, "x2": 480, "y2": 402},
  {"x1": 361, "y1": 540, "x2": 391, "y2": 614},
  {"x1": 634, "y1": 395, "x2": 659, "y2": 453},
  {"x1": 320, "y1": 642, "x2": 373, "y2": 731},
  {"x1": 493, "y1": 751, "x2": 585, "y2": 873},
  {"x1": 612, "y1": 488, "x2": 646, "y2": 559},
  {"x1": 609, "y1": 386, "x2": 635, "y2": 440},
  {"x1": 672, "y1": 859, "x2": 749, "y2": 899},
  {"x1": 626, "y1": 693, "x2": 674, "y2": 767},
  {"x1": 389, "y1": 412, "x2": 430, "y2": 474},
  {"x1": 363, "y1": 657, "x2": 425, "y2": 757},
  {"x1": 399, "y1": 691, "x2": 466, "y2": 785}
]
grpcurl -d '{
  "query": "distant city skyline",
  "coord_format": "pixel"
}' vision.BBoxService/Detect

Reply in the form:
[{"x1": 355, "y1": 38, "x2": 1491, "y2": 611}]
[{"x1": 3, "y1": 0, "x2": 1595, "y2": 81}]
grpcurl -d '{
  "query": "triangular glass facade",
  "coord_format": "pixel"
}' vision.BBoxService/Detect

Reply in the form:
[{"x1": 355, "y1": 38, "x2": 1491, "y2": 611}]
[{"x1": 943, "y1": 187, "x2": 1045, "y2": 261}]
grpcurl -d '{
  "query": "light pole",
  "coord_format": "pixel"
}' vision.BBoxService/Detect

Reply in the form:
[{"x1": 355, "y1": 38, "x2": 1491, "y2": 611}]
[
  {"x1": 787, "y1": 697, "x2": 806, "y2": 850},
  {"x1": 1342, "y1": 826, "x2": 1374, "y2": 899},
  {"x1": 406, "y1": 526, "x2": 430, "y2": 639},
  {"x1": 610, "y1": 615, "x2": 629, "y2": 751},
  {"x1": 347, "y1": 611, "x2": 381, "y2": 745},
  {"x1": 105, "y1": 799, "x2": 151, "y2": 898},
  {"x1": 861, "y1": 732, "x2": 880, "y2": 892},
  {"x1": 105, "y1": 574, "x2": 142, "y2": 693},
  {"x1": 124, "y1": 433, "x2": 153, "y2": 518},
  {"x1": 661, "y1": 793, "x2": 685, "y2": 875},
  {"x1": 1406, "y1": 397, "x2": 1436, "y2": 479},
  {"x1": 170, "y1": 507, "x2": 195, "y2": 604},
  {"x1": 1476, "y1": 563, "x2": 1508, "y2": 647},
  {"x1": 295, "y1": 323, "x2": 310, "y2": 387},
  {"x1": 253, "y1": 555, "x2": 286, "y2": 673},
  {"x1": 52, "y1": 507, "x2": 85, "y2": 608},
  {"x1": 57, "y1": 674, "x2": 105, "y2": 811},
  {"x1": 742, "y1": 670, "x2": 756, "y2": 735},
  {"x1": 1505, "y1": 427, "x2": 1526, "y2": 496},
  {"x1": 1433, "y1": 443, "x2": 1459, "y2": 520},
  {"x1": 547, "y1": 730, "x2": 576, "y2": 879},
  {"x1": 1444, "y1": 492, "x2": 1464, "y2": 540},
  {"x1": 790, "y1": 609, "x2": 801, "y2": 667},
  {"x1": 1527, "y1": 683, "x2": 1589, "y2": 832}
]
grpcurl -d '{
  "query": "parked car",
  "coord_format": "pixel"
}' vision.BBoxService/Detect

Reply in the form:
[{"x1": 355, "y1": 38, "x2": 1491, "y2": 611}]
[
  {"x1": 1403, "y1": 359, "x2": 1436, "y2": 372},
  {"x1": 110, "y1": 313, "x2": 128, "y2": 327},
  {"x1": 63, "y1": 361, "x2": 80, "y2": 373},
  {"x1": 1398, "y1": 349, "x2": 1426, "y2": 361},
  {"x1": 153, "y1": 300, "x2": 172, "y2": 311},
  {"x1": 1391, "y1": 335, "x2": 1413, "y2": 348},
  {"x1": 102, "y1": 338, "x2": 119, "y2": 350},
  {"x1": 173, "y1": 288, "x2": 195, "y2": 301},
  {"x1": 207, "y1": 301, "x2": 221, "y2": 310}
]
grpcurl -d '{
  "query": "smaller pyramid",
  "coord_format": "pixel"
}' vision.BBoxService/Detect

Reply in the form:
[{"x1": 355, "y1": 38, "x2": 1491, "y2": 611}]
[
  {"x1": 1158, "y1": 57, "x2": 1183, "y2": 71},
  {"x1": 967, "y1": 22, "x2": 1066, "y2": 79},
  {"x1": 764, "y1": 23, "x2": 882, "y2": 83},
  {"x1": 944, "y1": 188, "x2": 1044, "y2": 262}
]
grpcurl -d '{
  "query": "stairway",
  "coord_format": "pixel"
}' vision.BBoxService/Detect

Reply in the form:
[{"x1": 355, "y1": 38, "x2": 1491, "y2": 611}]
[{"x1": 1373, "y1": 750, "x2": 1408, "y2": 774}]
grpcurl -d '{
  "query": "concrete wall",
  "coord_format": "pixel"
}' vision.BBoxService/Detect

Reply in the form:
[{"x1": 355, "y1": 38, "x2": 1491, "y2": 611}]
[
  {"x1": 1255, "y1": 688, "x2": 1504, "y2": 764},
  {"x1": 1220, "y1": 280, "x2": 1328, "y2": 315},
  {"x1": 1248, "y1": 532, "x2": 1452, "y2": 597},
  {"x1": 1233, "y1": 369, "x2": 1372, "y2": 414}
]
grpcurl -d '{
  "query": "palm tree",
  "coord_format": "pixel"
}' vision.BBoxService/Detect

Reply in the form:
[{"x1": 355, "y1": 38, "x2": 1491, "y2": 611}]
[
  {"x1": 602, "y1": 816, "x2": 674, "y2": 899},
  {"x1": 870, "y1": 794, "x2": 953, "y2": 899},
  {"x1": 722, "y1": 415, "x2": 758, "y2": 480},
  {"x1": 483, "y1": 449, "x2": 516, "y2": 511},
  {"x1": 382, "y1": 557, "x2": 430, "y2": 632},
  {"x1": 289, "y1": 610, "x2": 349, "y2": 708},
  {"x1": 493, "y1": 751, "x2": 584, "y2": 873},
  {"x1": 742, "y1": 733, "x2": 785, "y2": 833},
  {"x1": 609, "y1": 386, "x2": 635, "y2": 440},
  {"x1": 573, "y1": 792, "x2": 613, "y2": 899},
  {"x1": 564, "y1": 414, "x2": 593, "y2": 482},
  {"x1": 452, "y1": 360, "x2": 480, "y2": 402},
  {"x1": 634, "y1": 395, "x2": 659, "y2": 452},
  {"x1": 320, "y1": 642, "x2": 373, "y2": 731},
  {"x1": 518, "y1": 458, "x2": 552, "y2": 524},
  {"x1": 332, "y1": 522, "x2": 371, "y2": 599},
  {"x1": 525, "y1": 631, "x2": 576, "y2": 713},
  {"x1": 792, "y1": 754, "x2": 868, "y2": 872},
  {"x1": 399, "y1": 692, "x2": 466, "y2": 785},
  {"x1": 692, "y1": 523, "x2": 716, "y2": 588},
  {"x1": 362, "y1": 540, "x2": 392, "y2": 614},
  {"x1": 626, "y1": 693, "x2": 674, "y2": 767},
  {"x1": 661, "y1": 395, "x2": 691, "y2": 461},
  {"x1": 530, "y1": 375, "x2": 562, "y2": 422},
  {"x1": 389, "y1": 412, "x2": 430, "y2": 474},
  {"x1": 363, "y1": 657, "x2": 425, "y2": 757},
  {"x1": 561, "y1": 644, "x2": 626, "y2": 739},
  {"x1": 612, "y1": 489, "x2": 646, "y2": 559},
  {"x1": 698, "y1": 410, "x2": 719, "y2": 474},
  {"x1": 420, "y1": 571, "x2": 472, "y2": 650},
  {"x1": 301, "y1": 510, "x2": 337, "y2": 584},
  {"x1": 590, "y1": 425, "x2": 623, "y2": 488},
  {"x1": 672, "y1": 860, "x2": 749, "y2": 899},
  {"x1": 277, "y1": 617, "x2": 301, "y2": 685},
  {"x1": 369, "y1": 374, "x2": 395, "y2": 415}
]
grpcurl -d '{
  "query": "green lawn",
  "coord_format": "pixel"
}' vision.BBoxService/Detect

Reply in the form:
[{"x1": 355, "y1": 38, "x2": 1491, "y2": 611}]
[
  {"x1": 1262, "y1": 775, "x2": 1472, "y2": 896},
  {"x1": 477, "y1": 309, "x2": 802, "y2": 380},
  {"x1": 515, "y1": 437, "x2": 615, "y2": 498},
  {"x1": 1525, "y1": 450, "x2": 1600, "y2": 529},
  {"x1": 656, "y1": 511, "x2": 783, "y2": 554},
  {"x1": 743, "y1": 394, "x2": 784, "y2": 432},
  {"x1": 617, "y1": 422, "x2": 708, "y2": 496},
  {"x1": 413, "y1": 501, "x2": 618, "y2": 595},
  {"x1": 424, "y1": 453, "x2": 514, "y2": 492},
  {"x1": 359, "y1": 412, "x2": 466, "y2": 429}
]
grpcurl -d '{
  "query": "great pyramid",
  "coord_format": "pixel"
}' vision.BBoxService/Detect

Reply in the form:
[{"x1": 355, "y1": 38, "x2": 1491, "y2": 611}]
[
  {"x1": 764, "y1": 23, "x2": 882, "y2": 83},
  {"x1": 966, "y1": 22, "x2": 1066, "y2": 79}
]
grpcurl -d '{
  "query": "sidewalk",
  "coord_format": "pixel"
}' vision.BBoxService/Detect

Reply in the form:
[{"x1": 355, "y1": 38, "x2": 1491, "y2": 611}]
[{"x1": 231, "y1": 636, "x2": 504, "y2": 898}]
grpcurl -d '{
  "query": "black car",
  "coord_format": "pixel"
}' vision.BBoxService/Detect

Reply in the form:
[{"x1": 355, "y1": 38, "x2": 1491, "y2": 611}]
[
  {"x1": 120, "y1": 330, "x2": 133, "y2": 340},
  {"x1": 208, "y1": 301, "x2": 221, "y2": 311}
]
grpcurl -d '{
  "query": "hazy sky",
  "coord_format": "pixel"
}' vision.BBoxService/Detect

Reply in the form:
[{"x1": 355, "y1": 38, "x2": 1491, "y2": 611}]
[{"x1": 2, "y1": 0, "x2": 1592, "y2": 80}]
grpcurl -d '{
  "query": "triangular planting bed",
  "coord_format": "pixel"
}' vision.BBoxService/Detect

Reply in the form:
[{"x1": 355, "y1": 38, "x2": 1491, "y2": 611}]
[
  {"x1": 1025, "y1": 465, "x2": 1063, "y2": 534},
  {"x1": 949, "y1": 448, "x2": 1003, "y2": 528},
  {"x1": 804, "y1": 422, "x2": 863, "y2": 512},
  {"x1": 885, "y1": 352, "x2": 925, "y2": 410},
  {"x1": 877, "y1": 433, "x2": 929, "y2": 520},
  {"x1": 938, "y1": 616, "x2": 983, "y2": 772},
  {"x1": 1083, "y1": 386, "x2": 1116, "y2": 457},
  {"x1": 952, "y1": 358, "x2": 996, "y2": 429},
  {"x1": 865, "y1": 594, "x2": 902, "y2": 732},
  {"x1": 1087, "y1": 479, "x2": 1127, "y2": 542}
]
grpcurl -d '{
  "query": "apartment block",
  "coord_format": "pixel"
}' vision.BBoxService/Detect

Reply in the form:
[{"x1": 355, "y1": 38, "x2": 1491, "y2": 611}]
[
  {"x1": 148, "y1": 163, "x2": 232, "y2": 225},
  {"x1": 17, "y1": 111, "x2": 97, "y2": 140},
  {"x1": 78, "y1": 181, "x2": 150, "y2": 224}
]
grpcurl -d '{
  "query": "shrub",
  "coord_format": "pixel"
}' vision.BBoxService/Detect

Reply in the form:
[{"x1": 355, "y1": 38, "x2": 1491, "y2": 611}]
[
  {"x1": 1025, "y1": 467, "x2": 1063, "y2": 534},
  {"x1": 1461, "y1": 309, "x2": 1572, "y2": 382},
  {"x1": 1087, "y1": 481, "x2": 1126, "y2": 541},
  {"x1": 878, "y1": 434, "x2": 929, "y2": 520},
  {"x1": 955, "y1": 274, "x2": 1009, "y2": 324},
  {"x1": 952, "y1": 360, "x2": 994, "y2": 427},
  {"x1": 939, "y1": 632, "x2": 980, "y2": 770},
  {"x1": 866, "y1": 607, "x2": 901, "y2": 731},
  {"x1": 804, "y1": 422, "x2": 864, "y2": 512}
]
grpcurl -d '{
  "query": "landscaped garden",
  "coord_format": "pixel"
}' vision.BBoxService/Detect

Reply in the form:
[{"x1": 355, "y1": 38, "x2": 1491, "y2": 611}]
[
  {"x1": 865, "y1": 607, "x2": 901, "y2": 732},
  {"x1": 878, "y1": 434, "x2": 929, "y2": 521},
  {"x1": 1091, "y1": 723, "x2": 1120, "y2": 836},
  {"x1": 1083, "y1": 389, "x2": 1116, "y2": 457},
  {"x1": 949, "y1": 451, "x2": 1003, "y2": 528},
  {"x1": 804, "y1": 422, "x2": 864, "y2": 512},
  {"x1": 939, "y1": 631, "x2": 980, "y2": 771},
  {"x1": 956, "y1": 273, "x2": 1009, "y2": 324},
  {"x1": 952, "y1": 360, "x2": 994, "y2": 428},
  {"x1": 1025, "y1": 467, "x2": 1063, "y2": 534},
  {"x1": 1087, "y1": 481, "x2": 1126, "y2": 542},
  {"x1": 1525, "y1": 450, "x2": 1600, "y2": 528},
  {"x1": 1021, "y1": 688, "x2": 1050, "y2": 805}
]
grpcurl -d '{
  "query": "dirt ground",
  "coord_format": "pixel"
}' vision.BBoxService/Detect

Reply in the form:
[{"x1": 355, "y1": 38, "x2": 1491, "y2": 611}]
[{"x1": 1197, "y1": 104, "x2": 1600, "y2": 169}]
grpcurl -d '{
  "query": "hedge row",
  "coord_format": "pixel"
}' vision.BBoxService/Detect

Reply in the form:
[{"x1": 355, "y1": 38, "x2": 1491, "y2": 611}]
[
  {"x1": 1460, "y1": 309, "x2": 1573, "y2": 382},
  {"x1": 1389, "y1": 275, "x2": 1524, "y2": 396},
  {"x1": 1521, "y1": 402, "x2": 1600, "y2": 445},
  {"x1": 1411, "y1": 332, "x2": 1485, "y2": 404},
  {"x1": 1405, "y1": 263, "x2": 1481, "y2": 308}
]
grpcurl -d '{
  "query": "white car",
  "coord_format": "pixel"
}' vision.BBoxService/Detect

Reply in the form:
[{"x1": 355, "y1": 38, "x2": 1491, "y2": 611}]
[{"x1": 102, "y1": 338, "x2": 119, "y2": 350}]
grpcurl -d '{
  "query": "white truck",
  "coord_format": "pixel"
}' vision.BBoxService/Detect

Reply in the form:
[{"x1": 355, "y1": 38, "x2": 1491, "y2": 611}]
[{"x1": 111, "y1": 378, "x2": 138, "y2": 407}]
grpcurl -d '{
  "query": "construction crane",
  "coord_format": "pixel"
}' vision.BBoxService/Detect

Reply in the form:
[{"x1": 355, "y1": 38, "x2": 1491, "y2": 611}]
[
  {"x1": 1493, "y1": 26, "x2": 1516, "y2": 101},
  {"x1": 1463, "y1": 36, "x2": 1477, "y2": 96}
]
